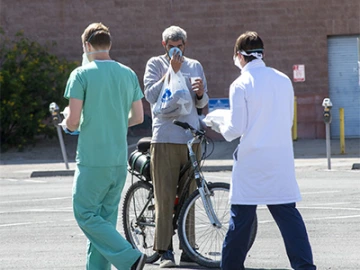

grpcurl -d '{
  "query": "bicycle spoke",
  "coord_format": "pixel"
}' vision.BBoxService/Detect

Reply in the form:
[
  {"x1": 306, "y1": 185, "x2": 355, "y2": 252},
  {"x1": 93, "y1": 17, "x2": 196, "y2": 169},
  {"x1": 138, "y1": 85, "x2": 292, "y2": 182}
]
[
  {"x1": 122, "y1": 181, "x2": 160, "y2": 263},
  {"x1": 178, "y1": 183, "x2": 233, "y2": 268}
]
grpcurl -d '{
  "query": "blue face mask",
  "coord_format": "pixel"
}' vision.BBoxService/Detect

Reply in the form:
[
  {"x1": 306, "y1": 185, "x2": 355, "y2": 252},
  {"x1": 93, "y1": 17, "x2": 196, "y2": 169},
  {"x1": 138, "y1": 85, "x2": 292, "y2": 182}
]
[{"x1": 168, "y1": 47, "x2": 182, "y2": 58}]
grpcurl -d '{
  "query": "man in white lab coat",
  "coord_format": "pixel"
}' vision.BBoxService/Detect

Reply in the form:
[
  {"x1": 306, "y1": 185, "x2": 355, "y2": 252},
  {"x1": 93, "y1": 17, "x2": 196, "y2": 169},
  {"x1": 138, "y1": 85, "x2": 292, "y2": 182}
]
[{"x1": 211, "y1": 31, "x2": 316, "y2": 270}]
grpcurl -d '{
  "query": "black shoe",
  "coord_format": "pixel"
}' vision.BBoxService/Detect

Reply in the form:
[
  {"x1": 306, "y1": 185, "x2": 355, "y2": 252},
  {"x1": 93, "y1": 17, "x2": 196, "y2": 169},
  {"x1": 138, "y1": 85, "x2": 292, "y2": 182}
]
[
  {"x1": 131, "y1": 254, "x2": 147, "y2": 270},
  {"x1": 180, "y1": 252, "x2": 195, "y2": 263}
]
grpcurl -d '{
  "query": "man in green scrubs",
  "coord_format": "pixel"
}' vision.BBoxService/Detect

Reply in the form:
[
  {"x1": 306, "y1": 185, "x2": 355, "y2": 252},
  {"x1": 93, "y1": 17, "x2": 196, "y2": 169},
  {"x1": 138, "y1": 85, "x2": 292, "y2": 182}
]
[{"x1": 63, "y1": 22, "x2": 146, "y2": 270}]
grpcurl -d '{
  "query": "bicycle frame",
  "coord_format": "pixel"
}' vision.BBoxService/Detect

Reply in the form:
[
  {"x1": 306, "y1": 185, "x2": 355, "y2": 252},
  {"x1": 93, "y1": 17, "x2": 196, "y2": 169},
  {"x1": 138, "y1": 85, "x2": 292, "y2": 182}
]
[
  {"x1": 133, "y1": 188, "x2": 155, "y2": 228},
  {"x1": 174, "y1": 121, "x2": 222, "y2": 228},
  {"x1": 123, "y1": 121, "x2": 256, "y2": 267}
]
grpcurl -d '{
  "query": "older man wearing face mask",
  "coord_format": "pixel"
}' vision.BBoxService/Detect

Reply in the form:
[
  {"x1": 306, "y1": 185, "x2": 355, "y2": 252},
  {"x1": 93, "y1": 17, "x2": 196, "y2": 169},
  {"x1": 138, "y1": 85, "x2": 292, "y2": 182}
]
[
  {"x1": 144, "y1": 25, "x2": 209, "y2": 268},
  {"x1": 210, "y1": 31, "x2": 316, "y2": 270}
]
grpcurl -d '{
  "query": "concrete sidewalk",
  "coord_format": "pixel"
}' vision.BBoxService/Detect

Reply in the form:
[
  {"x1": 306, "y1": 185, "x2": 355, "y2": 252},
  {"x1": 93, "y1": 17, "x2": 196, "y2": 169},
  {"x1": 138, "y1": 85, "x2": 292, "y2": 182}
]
[{"x1": 0, "y1": 137, "x2": 359, "y2": 178}]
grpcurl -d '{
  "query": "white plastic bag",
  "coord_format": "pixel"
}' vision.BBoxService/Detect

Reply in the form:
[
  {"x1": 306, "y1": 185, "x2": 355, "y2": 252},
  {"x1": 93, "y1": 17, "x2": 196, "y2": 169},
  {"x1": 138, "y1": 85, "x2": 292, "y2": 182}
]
[{"x1": 153, "y1": 66, "x2": 192, "y2": 117}]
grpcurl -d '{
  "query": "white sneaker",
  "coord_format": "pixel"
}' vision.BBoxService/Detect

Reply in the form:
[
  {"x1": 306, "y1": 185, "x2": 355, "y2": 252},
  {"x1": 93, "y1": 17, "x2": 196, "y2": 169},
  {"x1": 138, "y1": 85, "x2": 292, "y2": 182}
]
[
  {"x1": 159, "y1": 259, "x2": 176, "y2": 268},
  {"x1": 159, "y1": 250, "x2": 176, "y2": 268}
]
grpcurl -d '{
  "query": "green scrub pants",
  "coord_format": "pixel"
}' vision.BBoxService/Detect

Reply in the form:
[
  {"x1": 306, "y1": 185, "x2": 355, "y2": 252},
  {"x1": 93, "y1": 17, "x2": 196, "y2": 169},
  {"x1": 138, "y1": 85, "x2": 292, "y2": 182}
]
[{"x1": 73, "y1": 164, "x2": 141, "y2": 270}]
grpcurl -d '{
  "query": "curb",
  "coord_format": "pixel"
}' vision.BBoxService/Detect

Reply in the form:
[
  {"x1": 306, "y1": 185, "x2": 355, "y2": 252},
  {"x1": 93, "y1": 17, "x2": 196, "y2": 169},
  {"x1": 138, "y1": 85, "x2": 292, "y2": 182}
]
[
  {"x1": 29, "y1": 165, "x2": 230, "y2": 178},
  {"x1": 30, "y1": 170, "x2": 75, "y2": 178},
  {"x1": 352, "y1": 163, "x2": 360, "y2": 170},
  {"x1": 26, "y1": 159, "x2": 360, "y2": 178}
]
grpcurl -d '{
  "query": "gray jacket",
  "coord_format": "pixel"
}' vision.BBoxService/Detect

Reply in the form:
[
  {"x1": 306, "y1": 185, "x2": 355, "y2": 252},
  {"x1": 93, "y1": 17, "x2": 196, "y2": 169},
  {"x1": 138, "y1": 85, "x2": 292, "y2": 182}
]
[{"x1": 144, "y1": 55, "x2": 209, "y2": 144}]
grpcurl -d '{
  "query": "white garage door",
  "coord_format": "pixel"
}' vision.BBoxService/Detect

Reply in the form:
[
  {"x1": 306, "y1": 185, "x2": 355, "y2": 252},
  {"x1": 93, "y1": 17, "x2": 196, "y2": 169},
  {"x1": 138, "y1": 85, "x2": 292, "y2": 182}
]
[{"x1": 327, "y1": 36, "x2": 360, "y2": 138}]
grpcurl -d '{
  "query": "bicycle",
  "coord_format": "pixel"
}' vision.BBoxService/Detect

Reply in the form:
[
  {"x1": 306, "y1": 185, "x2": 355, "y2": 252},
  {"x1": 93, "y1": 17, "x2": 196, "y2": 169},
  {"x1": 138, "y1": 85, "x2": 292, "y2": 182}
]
[{"x1": 122, "y1": 120, "x2": 258, "y2": 268}]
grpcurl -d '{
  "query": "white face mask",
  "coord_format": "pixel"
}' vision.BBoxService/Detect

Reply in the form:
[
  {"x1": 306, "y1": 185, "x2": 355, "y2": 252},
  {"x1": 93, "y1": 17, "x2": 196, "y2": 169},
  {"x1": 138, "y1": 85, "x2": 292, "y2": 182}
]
[
  {"x1": 239, "y1": 50, "x2": 263, "y2": 59},
  {"x1": 233, "y1": 55, "x2": 242, "y2": 70},
  {"x1": 82, "y1": 53, "x2": 90, "y2": 66},
  {"x1": 82, "y1": 50, "x2": 110, "y2": 66}
]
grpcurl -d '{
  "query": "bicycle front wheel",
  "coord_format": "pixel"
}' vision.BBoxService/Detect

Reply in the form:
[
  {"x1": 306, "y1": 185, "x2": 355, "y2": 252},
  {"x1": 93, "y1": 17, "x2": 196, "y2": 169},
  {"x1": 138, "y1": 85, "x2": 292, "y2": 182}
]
[
  {"x1": 178, "y1": 182, "x2": 257, "y2": 268},
  {"x1": 122, "y1": 180, "x2": 160, "y2": 263}
]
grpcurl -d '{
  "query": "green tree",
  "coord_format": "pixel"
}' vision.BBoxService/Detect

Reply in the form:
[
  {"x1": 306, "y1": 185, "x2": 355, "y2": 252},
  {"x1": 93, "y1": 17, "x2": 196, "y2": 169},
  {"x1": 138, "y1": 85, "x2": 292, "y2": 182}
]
[{"x1": 0, "y1": 28, "x2": 78, "y2": 151}]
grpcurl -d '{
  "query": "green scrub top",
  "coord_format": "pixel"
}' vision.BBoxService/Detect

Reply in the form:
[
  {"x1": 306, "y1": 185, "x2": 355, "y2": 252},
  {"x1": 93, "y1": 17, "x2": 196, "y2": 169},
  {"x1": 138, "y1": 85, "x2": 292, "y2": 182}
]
[{"x1": 64, "y1": 60, "x2": 144, "y2": 167}]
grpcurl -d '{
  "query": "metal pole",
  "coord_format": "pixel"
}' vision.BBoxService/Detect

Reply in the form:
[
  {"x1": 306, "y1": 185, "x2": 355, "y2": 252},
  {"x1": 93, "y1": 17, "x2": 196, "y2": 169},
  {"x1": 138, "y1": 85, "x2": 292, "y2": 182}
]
[
  {"x1": 292, "y1": 96, "x2": 298, "y2": 141},
  {"x1": 339, "y1": 108, "x2": 346, "y2": 154},
  {"x1": 325, "y1": 123, "x2": 331, "y2": 170},
  {"x1": 56, "y1": 125, "x2": 69, "y2": 170}
]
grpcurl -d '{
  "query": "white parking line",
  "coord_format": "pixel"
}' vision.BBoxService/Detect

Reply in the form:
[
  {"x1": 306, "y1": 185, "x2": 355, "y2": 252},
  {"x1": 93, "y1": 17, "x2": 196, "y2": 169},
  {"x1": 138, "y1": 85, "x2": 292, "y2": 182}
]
[
  {"x1": 257, "y1": 203, "x2": 360, "y2": 225},
  {"x1": 0, "y1": 196, "x2": 71, "y2": 204},
  {"x1": 298, "y1": 206, "x2": 360, "y2": 211},
  {"x1": 306, "y1": 202, "x2": 350, "y2": 206},
  {"x1": 1, "y1": 178, "x2": 47, "y2": 183},
  {"x1": 258, "y1": 205, "x2": 360, "y2": 212},
  {"x1": 301, "y1": 190, "x2": 341, "y2": 195},
  {"x1": 0, "y1": 221, "x2": 50, "y2": 228},
  {"x1": 259, "y1": 214, "x2": 360, "y2": 224},
  {"x1": 306, "y1": 214, "x2": 360, "y2": 221},
  {"x1": 24, "y1": 179, "x2": 47, "y2": 183},
  {"x1": 0, "y1": 208, "x2": 73, "y2": 214}
]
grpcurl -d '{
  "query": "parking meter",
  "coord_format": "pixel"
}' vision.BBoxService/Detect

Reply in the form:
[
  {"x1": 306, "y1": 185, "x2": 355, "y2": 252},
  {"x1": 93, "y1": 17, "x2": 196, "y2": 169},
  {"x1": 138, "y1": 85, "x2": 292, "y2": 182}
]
[
  {"x1": 322, "y1": 98, "x2": 332, "y2": 170},
  {"x1": 49, "y1": 102, "x2": 61, "y2": 125},
  {"x1": 49, "y1": 102, "x2": 69, "y2": 169},
  {"x1": 322, "y1": 98, "x2": 332, "y2": 124}
]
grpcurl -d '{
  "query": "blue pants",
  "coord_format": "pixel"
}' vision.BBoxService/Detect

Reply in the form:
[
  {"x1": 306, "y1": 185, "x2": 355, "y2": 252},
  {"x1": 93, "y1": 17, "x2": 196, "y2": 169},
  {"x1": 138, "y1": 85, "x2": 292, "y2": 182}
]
[
  {"x1": 73, "y1": 165, "x2": 141, "y2": 270},
  {"x1": 221, "y1": 203, "x2": 316, "y2": 270}
]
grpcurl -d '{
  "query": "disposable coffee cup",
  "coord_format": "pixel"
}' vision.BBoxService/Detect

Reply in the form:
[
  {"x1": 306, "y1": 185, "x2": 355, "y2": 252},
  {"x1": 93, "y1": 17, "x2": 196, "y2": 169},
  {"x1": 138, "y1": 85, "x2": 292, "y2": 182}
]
[{"x1": 190, "y1": 77, "x2": 201, "y2": 91}]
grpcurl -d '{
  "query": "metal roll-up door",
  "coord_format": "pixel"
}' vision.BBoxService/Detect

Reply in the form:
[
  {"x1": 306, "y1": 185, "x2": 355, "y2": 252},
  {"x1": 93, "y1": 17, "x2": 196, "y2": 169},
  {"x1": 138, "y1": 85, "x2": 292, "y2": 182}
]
[{"x1": 327, "y1": 36, "x2": 360, "y2": 138}]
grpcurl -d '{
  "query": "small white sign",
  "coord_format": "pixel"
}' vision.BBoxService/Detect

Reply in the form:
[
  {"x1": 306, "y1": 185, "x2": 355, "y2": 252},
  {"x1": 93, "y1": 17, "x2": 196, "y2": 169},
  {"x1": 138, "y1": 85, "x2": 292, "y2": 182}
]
[{"x1": 293, "y1": 64, "x2": 305, "y2": 82}]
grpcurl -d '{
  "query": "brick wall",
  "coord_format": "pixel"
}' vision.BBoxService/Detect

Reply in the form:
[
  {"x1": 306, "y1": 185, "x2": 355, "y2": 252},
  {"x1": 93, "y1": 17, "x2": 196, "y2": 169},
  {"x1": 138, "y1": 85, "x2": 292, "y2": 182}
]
[{"x1": 1, "y1": 0, "x2": 359, "y2": 138}]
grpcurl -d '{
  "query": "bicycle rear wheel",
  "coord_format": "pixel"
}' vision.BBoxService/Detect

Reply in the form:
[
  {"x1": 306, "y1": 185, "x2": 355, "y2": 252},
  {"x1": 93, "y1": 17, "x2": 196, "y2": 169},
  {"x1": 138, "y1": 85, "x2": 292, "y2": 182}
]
[
  {"x1": 178, "y1": 182, "x2": 257, "y2": 268},
  {"x1": 122, "y1": 180, "x2": 160, "y2": 263}
]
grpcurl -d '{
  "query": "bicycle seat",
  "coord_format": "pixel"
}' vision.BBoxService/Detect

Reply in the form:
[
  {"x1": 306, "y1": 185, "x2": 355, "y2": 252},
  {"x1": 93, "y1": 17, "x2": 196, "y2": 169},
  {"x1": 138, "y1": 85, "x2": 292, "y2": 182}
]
[{"x1": 136, "y1": 137, "x2": 152, "y2": 153}]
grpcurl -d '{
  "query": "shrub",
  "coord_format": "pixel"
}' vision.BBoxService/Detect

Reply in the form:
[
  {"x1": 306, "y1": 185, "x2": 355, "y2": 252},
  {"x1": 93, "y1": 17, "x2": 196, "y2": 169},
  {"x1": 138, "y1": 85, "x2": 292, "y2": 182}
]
[{"x1": 0, "y1": 28, "x2": 78, "y2": 151}]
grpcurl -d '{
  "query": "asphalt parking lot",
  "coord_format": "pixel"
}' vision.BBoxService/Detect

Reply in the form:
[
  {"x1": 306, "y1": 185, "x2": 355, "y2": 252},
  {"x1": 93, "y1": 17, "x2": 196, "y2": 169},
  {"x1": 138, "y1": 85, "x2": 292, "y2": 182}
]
[{"x1": 1, "y1": 161, "x2": 359, "y2": 270}]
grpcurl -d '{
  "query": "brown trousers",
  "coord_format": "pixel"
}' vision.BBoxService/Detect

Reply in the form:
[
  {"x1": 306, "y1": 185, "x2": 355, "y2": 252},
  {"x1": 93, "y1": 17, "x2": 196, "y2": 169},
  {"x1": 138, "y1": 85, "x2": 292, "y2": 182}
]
[{"x1": 150, "y1": 143, "x2": 200, "y2": 252}]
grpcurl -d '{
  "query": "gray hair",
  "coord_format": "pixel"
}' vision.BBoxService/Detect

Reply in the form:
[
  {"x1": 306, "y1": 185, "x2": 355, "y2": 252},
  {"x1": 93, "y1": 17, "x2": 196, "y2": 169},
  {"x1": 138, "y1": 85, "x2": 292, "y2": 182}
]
[{"x1": 162, "y1": 26, "x2": 187, "y2": 44}]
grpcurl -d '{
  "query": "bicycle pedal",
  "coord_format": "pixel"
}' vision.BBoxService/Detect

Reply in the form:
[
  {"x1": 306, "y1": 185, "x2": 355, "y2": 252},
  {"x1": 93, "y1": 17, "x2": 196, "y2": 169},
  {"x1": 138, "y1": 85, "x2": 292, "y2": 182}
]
[{"x1": 148, "y1": 205, "x2": 155, "y2": 211}]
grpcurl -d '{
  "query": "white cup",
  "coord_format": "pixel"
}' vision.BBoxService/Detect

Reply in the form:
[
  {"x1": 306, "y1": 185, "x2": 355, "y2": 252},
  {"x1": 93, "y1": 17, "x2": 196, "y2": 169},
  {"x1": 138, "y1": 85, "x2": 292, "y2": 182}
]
[{"x1": 190, "y1": 77, "x2": 201, "y2": 91}]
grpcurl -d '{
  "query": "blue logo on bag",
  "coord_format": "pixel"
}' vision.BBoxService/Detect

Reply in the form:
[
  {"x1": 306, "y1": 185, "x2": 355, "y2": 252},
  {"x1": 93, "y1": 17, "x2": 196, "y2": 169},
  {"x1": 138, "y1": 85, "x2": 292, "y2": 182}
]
[{"x1": 161, "y1": 89, "x2": 173, "y2": 102}]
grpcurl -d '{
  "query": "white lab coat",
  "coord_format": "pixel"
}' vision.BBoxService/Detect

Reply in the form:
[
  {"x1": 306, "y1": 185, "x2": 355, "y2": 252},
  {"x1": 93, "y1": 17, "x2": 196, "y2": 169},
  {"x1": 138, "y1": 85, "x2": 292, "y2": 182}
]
[{"x1": 219, "y1": 59, "x2": 301, "y2": 205}]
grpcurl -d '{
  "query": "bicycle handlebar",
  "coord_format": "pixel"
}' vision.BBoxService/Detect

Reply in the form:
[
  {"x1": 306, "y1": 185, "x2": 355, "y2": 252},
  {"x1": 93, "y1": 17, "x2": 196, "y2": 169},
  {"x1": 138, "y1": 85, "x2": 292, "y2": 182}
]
[
  {"x1": 173, "y1": 120, "x2": 205, "y2": 137},
  {"x1": 173, "y1": 120, "x2": 192, "y2": 130}
]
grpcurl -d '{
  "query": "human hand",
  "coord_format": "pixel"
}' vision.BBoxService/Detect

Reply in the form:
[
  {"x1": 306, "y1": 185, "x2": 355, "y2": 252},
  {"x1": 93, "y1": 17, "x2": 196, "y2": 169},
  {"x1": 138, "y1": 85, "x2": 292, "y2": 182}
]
[
  {"x1": 191, "y1": 77, "x2": 204, "y2": 97},
  {"x1": 170, "y1": 49, "x2": 183, "y2": 73},
  {"x1": 60, "y1": 119, "x2": 80, "y2": 135},
  {"x1": 210, "y1": 120, "x2": 221, "y2": 133}
]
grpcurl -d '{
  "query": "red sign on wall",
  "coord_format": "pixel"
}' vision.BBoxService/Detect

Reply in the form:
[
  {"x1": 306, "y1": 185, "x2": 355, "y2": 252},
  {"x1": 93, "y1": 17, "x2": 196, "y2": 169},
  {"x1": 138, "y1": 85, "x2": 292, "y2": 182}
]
[{"x1": 293, "y1": 65, "x2": 305, "y2": 82}]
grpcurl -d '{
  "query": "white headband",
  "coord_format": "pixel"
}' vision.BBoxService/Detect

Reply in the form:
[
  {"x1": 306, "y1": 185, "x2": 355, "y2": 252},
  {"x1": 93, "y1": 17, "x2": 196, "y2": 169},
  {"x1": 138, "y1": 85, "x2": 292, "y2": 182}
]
[{"x1": 239, "y1": 50, "x2": 263, "y2": 60}]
